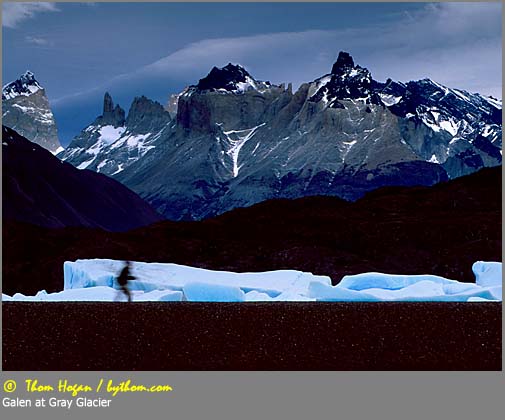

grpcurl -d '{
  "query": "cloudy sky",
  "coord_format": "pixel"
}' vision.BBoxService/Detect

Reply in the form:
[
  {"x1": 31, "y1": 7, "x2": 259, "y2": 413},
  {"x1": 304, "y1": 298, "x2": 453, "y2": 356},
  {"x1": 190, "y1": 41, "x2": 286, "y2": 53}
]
[{"x1": 2, "y1": 1, "x2": 502, "y2": 145}]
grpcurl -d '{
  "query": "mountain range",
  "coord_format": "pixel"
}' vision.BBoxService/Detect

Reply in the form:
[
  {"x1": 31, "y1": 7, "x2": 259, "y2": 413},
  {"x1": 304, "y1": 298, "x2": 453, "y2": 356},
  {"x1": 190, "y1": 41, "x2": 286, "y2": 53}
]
[
  {"x1": 3, "y1": 52, "x2": 502, "y2": 221},
  {"x1": 57, "y1": 52, "x2": 501, "y2": 220}
]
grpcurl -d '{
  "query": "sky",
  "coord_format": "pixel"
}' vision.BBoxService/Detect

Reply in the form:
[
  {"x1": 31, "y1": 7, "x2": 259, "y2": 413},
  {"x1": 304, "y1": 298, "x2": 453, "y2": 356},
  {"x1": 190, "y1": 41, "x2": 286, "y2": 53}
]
[{"x1": 2, "y1": 1, "x2": 502, "y2": 146}]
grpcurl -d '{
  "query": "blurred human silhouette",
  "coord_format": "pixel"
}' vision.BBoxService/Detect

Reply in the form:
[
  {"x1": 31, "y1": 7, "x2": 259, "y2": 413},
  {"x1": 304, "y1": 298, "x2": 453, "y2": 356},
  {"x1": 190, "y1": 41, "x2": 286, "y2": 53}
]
[{"x1": 116, "y1": 260, "x2": 135, "y2": 302}]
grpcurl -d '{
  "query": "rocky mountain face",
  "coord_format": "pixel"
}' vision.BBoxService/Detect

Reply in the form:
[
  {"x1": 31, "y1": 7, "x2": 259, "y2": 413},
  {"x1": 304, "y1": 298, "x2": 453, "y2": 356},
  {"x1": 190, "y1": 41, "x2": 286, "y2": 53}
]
[
  {"x1": 58, "y1": 93, "x2": 172, "y2": 175},
  {"x1": 3, "y1": 125, "x2": 162, "y2": 231},
  {"x1": 61, "y1": 52, "x2": 502, "y2": 220},
  {"x1": 2, "y1": 71, "x2": 62, "y2": 153}
]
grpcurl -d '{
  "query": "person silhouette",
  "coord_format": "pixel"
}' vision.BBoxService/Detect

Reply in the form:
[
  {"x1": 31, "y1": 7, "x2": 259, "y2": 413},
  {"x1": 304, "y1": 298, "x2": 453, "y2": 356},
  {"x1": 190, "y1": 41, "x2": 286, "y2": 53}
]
[{"x1": 116, "y1": 260, "x2": 135, "y2": 302}]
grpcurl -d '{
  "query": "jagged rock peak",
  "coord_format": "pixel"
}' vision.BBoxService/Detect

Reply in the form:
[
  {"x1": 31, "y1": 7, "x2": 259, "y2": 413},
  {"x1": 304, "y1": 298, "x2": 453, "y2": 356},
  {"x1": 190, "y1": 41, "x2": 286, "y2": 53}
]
[
  {"x1": 2, "y1": 70, "x2": 43, "y2": 100},
  {"x1": 128, "y1": 96, "x2": 170, "y2": 119},
  {"x1": 194, "y1": 63, "x2": 272, "y2": 93},
  {"x1": 129, "y1": 95, "x2": 165, "y2": 108},
  {"x1": 126, "y1": 95, "x2": 171, "y2": 131},
  {"x1": 99, "y1": 92, "x2": 125, "y2": 127},
  {"x1": 19, "y1": 70, "x2": 37, "y2": 84},
  {"x1": 309, "y1": 52, "x2": 373, "y2": 106},
  {"x1": 197, "y1": 63, "x2": 250, "y2": 90},
  {"x1": 331, "y1": 51, "x2": 355, "y2": 75},
  {"x1": 103, "y1": 92, "x2": 114, "y2": 114}
]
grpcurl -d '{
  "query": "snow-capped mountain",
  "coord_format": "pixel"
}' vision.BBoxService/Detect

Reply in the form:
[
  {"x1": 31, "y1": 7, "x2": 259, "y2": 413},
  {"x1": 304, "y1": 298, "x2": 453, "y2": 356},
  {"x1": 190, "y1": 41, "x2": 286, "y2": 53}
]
[
  {"x1": 2, "y1": 71, "x2": 62, "y2": 153},
  {"x1": 61, "y1": 52, "x2": 502, "y2": 220},
  {"x1": 370, "y1": 77, "x2": 502, "y2": 175},
  {"x1": 58, "y1": 93, "x2": 172, "y2": 175}
]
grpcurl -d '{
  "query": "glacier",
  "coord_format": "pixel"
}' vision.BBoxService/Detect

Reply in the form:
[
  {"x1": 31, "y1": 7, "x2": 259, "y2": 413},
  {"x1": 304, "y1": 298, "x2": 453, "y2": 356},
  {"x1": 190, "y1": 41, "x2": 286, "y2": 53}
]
[{"x1": 2, "y1": 259, "x2": 501, "y2": 302}]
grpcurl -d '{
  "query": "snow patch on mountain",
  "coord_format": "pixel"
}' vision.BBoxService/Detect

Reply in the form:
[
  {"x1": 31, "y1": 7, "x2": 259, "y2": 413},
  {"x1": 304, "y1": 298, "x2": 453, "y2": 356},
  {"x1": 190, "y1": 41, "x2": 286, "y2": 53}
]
[
  {"x1": 482, "y1": 96, "x2": 502, "y2": 109},
  {"x1": 234, "y1": 76, "x2": 269, "y2": 93},
  {"x1": 223, "y1": 123, "x2": 265, "y2": 177},
  {"x1": 51, "y1": 146, "x2": 64, "y2": 155},
  {"x1": 77, "y1": 158, "x2": 96, "y2": 170},
  {"x1": 98, "y1": 125, "x2": 126, "y2": 144},
  {"x1": 111, "y1": 163, "x2": 125, "y2": 175},
  {"x1": 378, "y1": 93, "x2": 402, "y2": 106},
  {"x1": 428, "y1": 154, "x2": 440, "y2": 164},
  {"x1": 11, "y1": 103, "x2": 55, "y2": 125},
  {"x1": 439, "y1": 119, "x2": 459, "y2": 136}
]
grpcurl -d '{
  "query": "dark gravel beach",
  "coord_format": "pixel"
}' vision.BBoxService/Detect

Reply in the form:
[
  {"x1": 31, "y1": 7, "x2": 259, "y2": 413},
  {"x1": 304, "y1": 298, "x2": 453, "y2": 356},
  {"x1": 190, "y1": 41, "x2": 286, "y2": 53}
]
[{"x1": 3, "y1": 302, "x2": 501, "y2": 371}]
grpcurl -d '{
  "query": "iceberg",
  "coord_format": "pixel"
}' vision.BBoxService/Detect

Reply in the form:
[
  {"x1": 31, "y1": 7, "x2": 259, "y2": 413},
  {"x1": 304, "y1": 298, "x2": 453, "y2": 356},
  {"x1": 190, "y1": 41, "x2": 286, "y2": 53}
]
[
  {"x1": 472, "y1": 261, "x2": 502, "y2": 287},
  {"x1": 309, "y1": 270, "x2": 502, "y2": 302},
  {"x1": 2, "y1": 259, "x2": 501, "y2": 302},
  {"x1": 63, "y1": 259, "x2": 331, "y2": 296}
]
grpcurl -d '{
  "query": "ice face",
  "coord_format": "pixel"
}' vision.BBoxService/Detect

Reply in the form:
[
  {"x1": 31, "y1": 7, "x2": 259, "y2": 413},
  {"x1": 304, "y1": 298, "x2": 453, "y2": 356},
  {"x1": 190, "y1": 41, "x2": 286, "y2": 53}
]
[
  {"x1": 183, "y1": 282, "x2": 245, "y2": 302},
  {"x1": 472, "y1": 261, "x2": 502, "y2": 287},
  {"x1": 337, "y1": 272, "x2": 457, "y2": 291},
  {"x1": 3, "y1": 259, "x2": 502, "y2": 302},
  {"x1": 308, "y1": 282, "x2": 381, "y2": 302}
]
